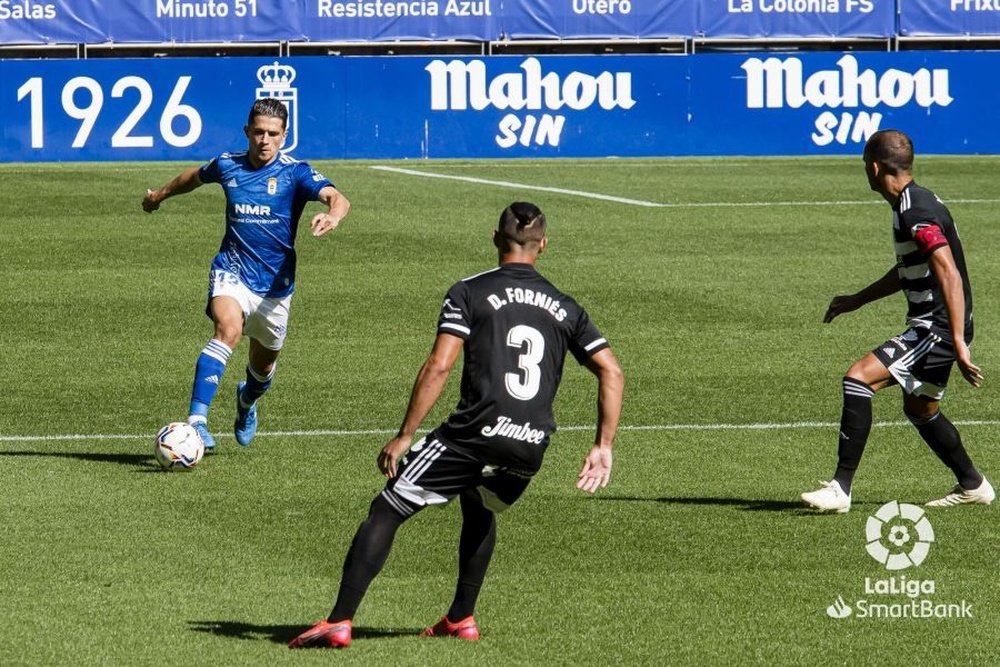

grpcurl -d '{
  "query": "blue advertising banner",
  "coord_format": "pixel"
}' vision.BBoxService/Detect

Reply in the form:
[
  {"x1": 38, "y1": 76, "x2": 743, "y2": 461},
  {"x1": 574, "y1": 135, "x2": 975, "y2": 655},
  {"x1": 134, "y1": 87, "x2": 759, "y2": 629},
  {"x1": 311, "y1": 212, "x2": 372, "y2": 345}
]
[
  {"x1": 899, "y1": 0, "x2": 1000, "y2": 37},
  {"x1": 1, "y1": 52, "x2": 998, "y2": 161},
  {"x1": 696, "y1": 0, "x2": 895, "y2": 38},
  {"x1": 1, "y1": 0, "x2": 909, "y2": 44},
  {"x1": 105, "y1": 0, "x2": 307, "y2": 43},
  {"x1": 0, "y1": 1, "x2": 104, "y2": 43},
  {"x1": 500, "y1": 0, "x2": 695, "y2": 40},
  {"x1": 0, "y1": 55, "x2": 682, "y2": 159},
  {"x1": 0, "y1": 0, "x2": 496, "y2": 44},
  {"x1": 688, "y1": 52, "x2": 986, "y2": 155},
  {"x1": 303, "y1": 0, "x2": 497, "y2": 42}
]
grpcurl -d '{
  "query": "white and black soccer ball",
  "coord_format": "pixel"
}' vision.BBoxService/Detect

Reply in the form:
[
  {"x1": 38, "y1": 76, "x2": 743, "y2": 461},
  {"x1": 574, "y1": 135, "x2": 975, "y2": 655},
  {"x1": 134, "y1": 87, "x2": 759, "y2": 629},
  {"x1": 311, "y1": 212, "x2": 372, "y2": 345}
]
[{"x1": 154, "y1": 422, "x2": 205, "y2": 470}]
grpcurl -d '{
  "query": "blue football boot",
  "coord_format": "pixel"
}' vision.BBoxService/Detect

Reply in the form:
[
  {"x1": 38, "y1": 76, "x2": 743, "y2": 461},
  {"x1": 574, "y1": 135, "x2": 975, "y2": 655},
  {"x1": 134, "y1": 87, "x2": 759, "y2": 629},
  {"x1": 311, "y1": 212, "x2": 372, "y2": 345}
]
[
  {"x1": 234, "y1": 381, "x2": 258, "y2": 447},
  {"x1": 190, "y1": 420, "x2": 216, "y2": 452}
]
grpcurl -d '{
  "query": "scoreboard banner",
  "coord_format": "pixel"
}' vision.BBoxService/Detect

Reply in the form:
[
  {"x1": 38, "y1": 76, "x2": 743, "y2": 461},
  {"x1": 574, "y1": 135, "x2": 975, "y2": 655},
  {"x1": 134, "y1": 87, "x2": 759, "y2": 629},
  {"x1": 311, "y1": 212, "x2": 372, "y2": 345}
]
[
  {"x1": 899, "y1": 0, "x2": 1000, "y2": 37},
  {"x1": 2, "y1": 51, "x2": 999, "y2": 161},
  {"x1": 695, "y1": 0, "x2": 895, "y2": 39}
]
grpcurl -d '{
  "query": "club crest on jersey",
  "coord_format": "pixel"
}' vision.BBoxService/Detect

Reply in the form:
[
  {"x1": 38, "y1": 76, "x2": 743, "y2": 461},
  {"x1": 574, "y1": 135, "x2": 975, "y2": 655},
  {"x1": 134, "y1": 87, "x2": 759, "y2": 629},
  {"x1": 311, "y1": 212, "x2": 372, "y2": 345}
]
[{"x1": 267, "y1": 177, "x2": 278, "y2": 195}]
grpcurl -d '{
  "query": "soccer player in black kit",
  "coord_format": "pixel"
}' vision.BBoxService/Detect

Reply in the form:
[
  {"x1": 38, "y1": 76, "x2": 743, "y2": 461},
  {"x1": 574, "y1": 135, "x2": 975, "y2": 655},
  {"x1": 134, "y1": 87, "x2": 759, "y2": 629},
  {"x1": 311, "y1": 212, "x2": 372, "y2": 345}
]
[
  {"x1": 290, "y1": 202, "x2": 624, "y2": 648},
  {"x1": 802, "y1": 129, "x2": 994, "y2": 514}
]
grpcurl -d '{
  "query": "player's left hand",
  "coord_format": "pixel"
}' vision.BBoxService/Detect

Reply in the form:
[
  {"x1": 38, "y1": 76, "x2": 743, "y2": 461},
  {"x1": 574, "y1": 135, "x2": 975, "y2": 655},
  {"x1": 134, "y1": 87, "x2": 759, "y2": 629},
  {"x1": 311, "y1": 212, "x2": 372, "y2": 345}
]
[
  {"x1": 956, "y1": 341, "x2": 983, "y2": 388},
  {"x1": 378, "y1": 436, "x2": 411, "y2": 478},
  {"x1": 310, "y1": 212, "x2": 342, "y2": 237},
  {"x1": 824, "y1": 294, "x2": 863, "y2": 323},
  {"x1": 577, "y1": 445, "x2": 612, "y2": 494}
]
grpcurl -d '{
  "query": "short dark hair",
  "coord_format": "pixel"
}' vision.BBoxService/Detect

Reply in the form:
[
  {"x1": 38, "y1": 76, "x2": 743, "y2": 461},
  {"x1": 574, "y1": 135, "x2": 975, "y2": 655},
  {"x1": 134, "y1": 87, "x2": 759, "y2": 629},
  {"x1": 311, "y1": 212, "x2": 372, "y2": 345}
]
[
  {"x1": 863, "y1": 129, "x2": 913, "y2": 175},
  {"x1": 247, "y1": 98, "x2": 288, "y2": 129},
  {"x1": 498, "y1": 202, "x2": 547, "y2": 246}
]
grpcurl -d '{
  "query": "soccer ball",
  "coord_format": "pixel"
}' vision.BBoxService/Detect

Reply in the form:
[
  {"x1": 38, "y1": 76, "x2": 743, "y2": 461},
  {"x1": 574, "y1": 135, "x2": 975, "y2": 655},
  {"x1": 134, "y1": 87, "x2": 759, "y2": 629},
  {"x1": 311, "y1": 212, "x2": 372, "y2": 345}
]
[{"x1": 154, "y1": 422, "x2": 205, "y2": 470}]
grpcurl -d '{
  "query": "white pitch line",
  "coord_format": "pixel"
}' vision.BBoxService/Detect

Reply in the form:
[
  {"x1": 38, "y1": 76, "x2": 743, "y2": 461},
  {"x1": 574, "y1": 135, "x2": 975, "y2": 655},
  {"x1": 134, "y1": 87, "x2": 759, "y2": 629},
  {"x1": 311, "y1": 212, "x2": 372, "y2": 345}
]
[
  {"x1": 660, "y1": 200, "x2": 873, "y2": 208},
  {"x1": 4, "y1": 420, "x2": 1000, "y2": 443},
  {"x1": 370, "y1": 167, "x2": 1000, "y2": 209},
  {"x1": 370, "y1": 165, "x2": 666, "y2": 208},
  {"x1": 651, "y1": 198, "x2": 1000, "y2": 209}
]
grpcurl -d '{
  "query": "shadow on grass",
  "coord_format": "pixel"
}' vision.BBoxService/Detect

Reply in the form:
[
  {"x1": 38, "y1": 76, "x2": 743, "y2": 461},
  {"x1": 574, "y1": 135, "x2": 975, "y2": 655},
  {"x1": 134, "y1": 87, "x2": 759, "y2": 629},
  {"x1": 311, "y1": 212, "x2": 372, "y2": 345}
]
[
  {"x1": 0, "y1": 450, "x2": 159, "y2": 469},
  {"x1": 656, "y1": 497, "x2": 812, "y2": 512},
  {"x1": 602, "y1": 495, "x2": 811, "y2": 513},
  {"x1": 189, "y1": 620, "x2": 424, "y2": 645},
  {"x1": 604, "y1": 495, "x2": 880, "y2": 514}
]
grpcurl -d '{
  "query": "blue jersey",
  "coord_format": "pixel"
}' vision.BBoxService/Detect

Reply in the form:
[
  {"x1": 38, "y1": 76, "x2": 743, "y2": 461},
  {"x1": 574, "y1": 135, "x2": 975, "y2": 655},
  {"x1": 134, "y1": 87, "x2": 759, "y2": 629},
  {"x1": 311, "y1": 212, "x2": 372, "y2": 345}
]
[{"x1": 198, "y1": 151, "x2": 333, "y2": 298}]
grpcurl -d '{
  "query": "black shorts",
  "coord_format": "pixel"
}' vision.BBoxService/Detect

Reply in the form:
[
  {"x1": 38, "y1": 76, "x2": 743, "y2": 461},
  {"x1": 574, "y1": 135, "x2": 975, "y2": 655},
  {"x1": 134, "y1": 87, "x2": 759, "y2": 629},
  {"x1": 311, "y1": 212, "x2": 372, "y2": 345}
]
[
  {"x1": 380, "y1": 432, "x2": 534, "y2": 518},
  {"x1": 872, "y1": 324, "x2": 971, "y2": 401}
]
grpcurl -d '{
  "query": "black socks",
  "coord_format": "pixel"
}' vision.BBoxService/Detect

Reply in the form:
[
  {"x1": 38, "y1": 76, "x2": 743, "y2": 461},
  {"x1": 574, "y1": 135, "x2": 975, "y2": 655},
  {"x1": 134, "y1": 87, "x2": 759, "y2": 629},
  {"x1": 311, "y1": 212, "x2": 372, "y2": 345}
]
[
  {"x1": 833, "y1": 377, "x2": 875, "y2": 496},
  {"x1": 447, "y1": 492, "x2": 497, "y2": 621},
  {"x1": 329, "y1": 495, "x2": 406, "y2": 623},
  {"x1": 907, "y1": 410, "x2": 982, "y2": 491}
]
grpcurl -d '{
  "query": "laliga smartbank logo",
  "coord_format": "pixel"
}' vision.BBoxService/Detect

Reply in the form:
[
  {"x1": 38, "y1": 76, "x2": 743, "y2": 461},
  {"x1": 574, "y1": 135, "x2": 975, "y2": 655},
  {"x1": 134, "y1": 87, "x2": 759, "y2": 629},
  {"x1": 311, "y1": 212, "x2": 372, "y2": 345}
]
[
  {"x1": 825, "y1": 501, "x2": 973, "y2": 621},
  {"x1": 865, "y1": 500, "x2": 933, "y2": 570}
]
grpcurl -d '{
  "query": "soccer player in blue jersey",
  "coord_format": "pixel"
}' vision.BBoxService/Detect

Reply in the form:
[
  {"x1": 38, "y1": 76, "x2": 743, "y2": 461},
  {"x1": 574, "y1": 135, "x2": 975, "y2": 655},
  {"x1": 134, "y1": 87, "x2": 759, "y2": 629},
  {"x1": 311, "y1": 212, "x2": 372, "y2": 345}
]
[
  {"x1": 802, "y1": 129, "x2": 993, "y2": 513},
  {"x1": 142, "y1": 98, "x2": 350, "y2": 451}
]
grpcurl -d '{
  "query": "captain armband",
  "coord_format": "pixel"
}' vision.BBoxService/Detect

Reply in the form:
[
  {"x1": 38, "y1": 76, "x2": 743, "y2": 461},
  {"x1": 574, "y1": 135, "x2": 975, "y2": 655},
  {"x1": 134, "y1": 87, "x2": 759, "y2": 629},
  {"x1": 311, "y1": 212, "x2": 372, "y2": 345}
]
[{"x1": 913, "y1": 224, "x2": 948, "y2": 255}]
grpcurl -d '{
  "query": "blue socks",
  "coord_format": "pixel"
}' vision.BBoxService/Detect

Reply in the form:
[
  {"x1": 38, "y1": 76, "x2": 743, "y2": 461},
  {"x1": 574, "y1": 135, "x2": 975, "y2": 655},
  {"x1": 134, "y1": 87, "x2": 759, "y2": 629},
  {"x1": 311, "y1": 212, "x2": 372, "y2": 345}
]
[
  {"x1": 240, "y1": 364, "x2": 275, "y2": 408},
  {"x1": 188, "y1": 339, "x2": 232, "y2": 422}
]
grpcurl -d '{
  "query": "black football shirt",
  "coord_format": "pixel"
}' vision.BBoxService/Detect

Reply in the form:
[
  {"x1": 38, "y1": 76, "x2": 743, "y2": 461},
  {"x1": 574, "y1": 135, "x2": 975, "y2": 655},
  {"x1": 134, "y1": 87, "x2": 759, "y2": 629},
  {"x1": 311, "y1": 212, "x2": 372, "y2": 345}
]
[
  {"x1": 892, "y1": 181, "x2": 973, "y2": 332},
  {"x1": 434, "y1": 263, "x2": 609, "y2": 473}
]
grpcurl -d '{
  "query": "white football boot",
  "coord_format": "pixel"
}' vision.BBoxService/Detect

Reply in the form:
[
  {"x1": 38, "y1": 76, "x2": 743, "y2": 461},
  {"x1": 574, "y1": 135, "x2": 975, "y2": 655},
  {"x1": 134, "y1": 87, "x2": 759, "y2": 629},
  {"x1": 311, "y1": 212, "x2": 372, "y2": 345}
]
[
  {"x1": 801, "y1": 480, "x2": 851, "y2": 514},
  {"x1": 926, "y1": 476, "x2": 996, "y2": 508}
]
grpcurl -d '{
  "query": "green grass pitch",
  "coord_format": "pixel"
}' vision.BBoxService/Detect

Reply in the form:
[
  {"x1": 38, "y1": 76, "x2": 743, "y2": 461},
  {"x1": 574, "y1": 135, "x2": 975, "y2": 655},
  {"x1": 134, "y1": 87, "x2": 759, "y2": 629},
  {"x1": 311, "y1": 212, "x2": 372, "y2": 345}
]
[{"x1": 2, "y1": 157, "x2": 1000, "y2": 665}]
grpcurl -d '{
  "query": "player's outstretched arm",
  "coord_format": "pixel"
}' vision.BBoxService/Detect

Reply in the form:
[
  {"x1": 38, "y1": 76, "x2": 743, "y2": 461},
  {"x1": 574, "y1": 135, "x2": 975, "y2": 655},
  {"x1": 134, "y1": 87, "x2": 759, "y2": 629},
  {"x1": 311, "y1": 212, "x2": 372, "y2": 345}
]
[
  {"x1": 310, "y1": 186, "x2": 351, "y2": 237},
  {"x1": 824, "y1": 266, "x2": 902, "y2": 323},
  {"x1": 928, "y1": 245, "x2": 982, "y2": 388},
  {"x1": 577, "y1": 348, "x2": 624, "y2": 494},
  {"x1": 142, "y1": 166, "x2": 203, "y2": 213},
  {"x1": 378, "y1": 333, "x2": 463, "y2": 478}
]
